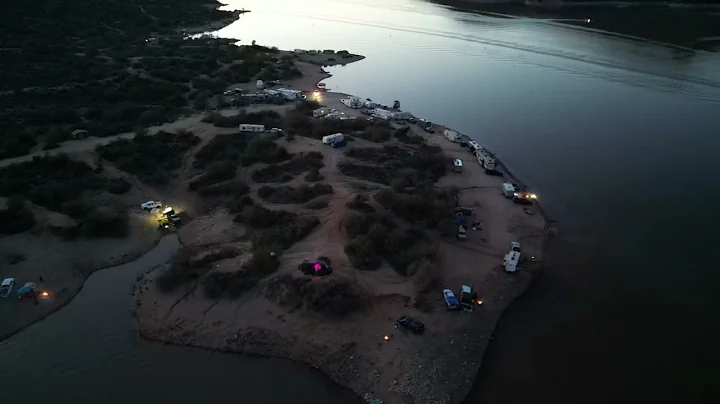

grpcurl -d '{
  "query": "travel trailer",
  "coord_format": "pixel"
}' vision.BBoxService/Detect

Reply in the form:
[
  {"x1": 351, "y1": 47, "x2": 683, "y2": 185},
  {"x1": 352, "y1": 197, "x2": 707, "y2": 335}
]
[
  {"x1": 477, "y1": 149, "x2": 496, "y2": 171},
  {"x1": 238, "y1": 124, "x2": 266, "y2": 133},
  {"x1": 256, "y1": 80, "x2": 264, "y2": 90},
  {"x1": 341, "y1": 97, "x2": 364, "y2": 108},
  {"x1": 467, "y1": 140, "x2": 482, "y2": 153},
  {"x1": 394, "y1": 111, "x2": 413, "y2": 121},
  {"x1": 504, "y1": 251, "x2": 521, "y2": 273},
  {"x1": 276, "y1": 88, "x2": 303, "y2": 100},
  {"x1": 444, "y1": 129, "x2": 460, "y2": 142},
  {"x1": 322, "y1": 133, "x2": 344, "y2": 145}
]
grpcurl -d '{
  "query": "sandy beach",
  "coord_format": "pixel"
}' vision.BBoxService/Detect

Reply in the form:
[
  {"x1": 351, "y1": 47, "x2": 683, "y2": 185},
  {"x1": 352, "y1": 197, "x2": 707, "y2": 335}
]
[{"x1": 131, "y1": 52, "x2": 549, "y2": 403}]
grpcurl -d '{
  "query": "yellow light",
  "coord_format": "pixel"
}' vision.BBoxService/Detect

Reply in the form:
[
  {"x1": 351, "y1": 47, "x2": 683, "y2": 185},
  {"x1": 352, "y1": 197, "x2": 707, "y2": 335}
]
[
  {"x1": 476, "y1": 300, "x2": 483, "y2": 305},
  {"x1": 41, "y1": 291, "x2": 49, "y2": 297},
  {"x1": 383, "y1": 335, "x2": 390, "y2": 341},
  {"x1": 530, "y1": 194, "x2": 537, "y2": 199},
  {"x1": 586, "y1": 18, "x2": 591, "y2": 23}
]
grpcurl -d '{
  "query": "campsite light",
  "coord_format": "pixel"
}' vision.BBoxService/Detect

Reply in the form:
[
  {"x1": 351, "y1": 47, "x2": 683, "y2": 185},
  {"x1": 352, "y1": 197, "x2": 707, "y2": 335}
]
[
  {"x1": 476, "y1": 300, "x2": 484, "y2": 305},
  {"x1": 529, "y1": 194, "x2": 537, "y2": 199},
  {"x1": 41, "y1": 291, "x2": 49, "y2": 297},
  {"x1": 384, "y1": 335, "x2": 390, "y2": 341},
  {"x1": 585, "y1": 18, "x2": 592, "y2": 23}
]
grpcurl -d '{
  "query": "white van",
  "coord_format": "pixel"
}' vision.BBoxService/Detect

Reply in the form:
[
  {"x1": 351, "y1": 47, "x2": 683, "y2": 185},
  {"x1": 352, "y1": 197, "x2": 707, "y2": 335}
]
[
  {"x1": 453, "y1": 159, "x2": 463, "y2": 173},
  {"x1": 503, "y1": 251, "x2": 521, "y2": 273},
  {"x1": 502, "y1": 182, "x2": 516, "y2": 198}
]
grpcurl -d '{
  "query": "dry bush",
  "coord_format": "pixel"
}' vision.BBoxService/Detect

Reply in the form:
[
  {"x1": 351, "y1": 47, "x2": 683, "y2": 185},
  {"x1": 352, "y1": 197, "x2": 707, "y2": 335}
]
[
  {"x1": 264, "y1": 275, "x2": 364, "y2": 316},
  {"x1": 257, "y1": 183, "x2": 333, "y2": 204}
]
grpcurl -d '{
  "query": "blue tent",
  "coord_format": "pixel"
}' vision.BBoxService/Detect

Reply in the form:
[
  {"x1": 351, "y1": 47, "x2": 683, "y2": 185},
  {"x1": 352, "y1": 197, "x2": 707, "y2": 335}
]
[{"x1": 454, "y1": 213, "x2": 466, "y2": 225}]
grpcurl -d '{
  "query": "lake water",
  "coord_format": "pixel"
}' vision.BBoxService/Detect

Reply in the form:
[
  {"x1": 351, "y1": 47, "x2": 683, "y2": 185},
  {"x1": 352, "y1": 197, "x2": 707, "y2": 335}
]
[{"x1": 2, "y1": 1, "x2": 719, "y2": 402}]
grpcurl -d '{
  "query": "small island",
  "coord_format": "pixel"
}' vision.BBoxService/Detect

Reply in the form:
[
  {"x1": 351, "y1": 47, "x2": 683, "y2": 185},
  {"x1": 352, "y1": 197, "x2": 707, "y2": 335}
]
[{"x1": 0, "y1": 1, "x2": 548, "y2": 403}]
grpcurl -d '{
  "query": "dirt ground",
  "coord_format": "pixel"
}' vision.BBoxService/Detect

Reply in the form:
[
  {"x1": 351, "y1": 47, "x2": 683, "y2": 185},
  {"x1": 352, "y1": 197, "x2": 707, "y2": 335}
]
[{"x1": 133, "y1": 98, "x2": 548, "y2": 404}]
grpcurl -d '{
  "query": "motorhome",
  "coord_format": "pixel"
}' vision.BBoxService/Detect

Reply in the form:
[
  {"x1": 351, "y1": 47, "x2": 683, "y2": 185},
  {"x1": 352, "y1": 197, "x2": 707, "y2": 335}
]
[
  {"x1": 238, "y1": 124, "x2": 266, "y2": 133},
  {"x1": 394, "y1": 111, "x2": 413, "y2": 121},
  {"x1": 477, "y1": 149, "x2": 496, "y2": 171},
  {"x1": 372, "y1": 108, "x2": 394, "y2": 120},
  {"x1": 503, "y1": 251, "x2": 521, "y2": 273},
  {"x1": 444, "y1": 129, "x2": 460, "y2": 142},
  {"x1": 341, "y1": 97, "x2": 364, "y2": 109},
  {"x1": 276, "y1": 88, "x2": 302, "y2": 101},
  {"x1": 502, "y1": 182, "x2": 516, "y2": 198},
  {"x1": 453, "y1": 159, "x2": 463, "y2": 173},
  {"x1": 322, "y1": 133, "x2": 344, "y2": 145}
]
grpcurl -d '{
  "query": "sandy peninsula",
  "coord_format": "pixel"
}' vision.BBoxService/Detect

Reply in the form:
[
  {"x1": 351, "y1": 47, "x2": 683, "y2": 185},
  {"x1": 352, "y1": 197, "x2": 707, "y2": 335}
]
[{"x1": 131, "y1": 51, "x2": 549, "y2": 404}]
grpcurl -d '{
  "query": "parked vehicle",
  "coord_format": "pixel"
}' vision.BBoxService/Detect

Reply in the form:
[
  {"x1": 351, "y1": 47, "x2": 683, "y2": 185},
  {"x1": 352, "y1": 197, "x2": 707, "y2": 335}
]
[
  {"x1": 163, "y1": 207, "x2": 181, "y2": 223},
  {"x1": 459, "y1": 285, "x2": 476, "y2": 310},
  {"x1": 453, "y1": 158, "x2": 463, "y2": 173},
  {"x1": 141, "y1": 201, "x2": 162, "y2": 210},
  {"x1": 396, "y1": 316, "x2": 425, "y2": 334},
  {"x1": 238, "y1": 124, "x2": 266, "y2": 133},
  {"x1": 457, "y1": 225, "x2": 467, "y2": 241},
  {"x1": 322, "y1": 133, "x2": 344, "y2": 145},
  {"x1": 443, "y1": 289, "x2": 460, "y2": 310},
  {"x1": 16, "y1": 282, "x2": 37, "y2": 300},
  {"x1": 501, "y1": 183, "x2": 516, "y2": 198},
  {"x1": 1, "y1": 278, "x2": 16, "y2": 298},
  {"x1": 423, "y1": 126, "x2": 434, "y2": 133},
  {"x1": 504, "y1": 251, "x2": 521, "y2": 273},
  {"x1": 444, "y1": 129, "x2": 461, "y2": 142},
  {"x1": 510, "y1": 242, "x2": 521, "y2": 252}
]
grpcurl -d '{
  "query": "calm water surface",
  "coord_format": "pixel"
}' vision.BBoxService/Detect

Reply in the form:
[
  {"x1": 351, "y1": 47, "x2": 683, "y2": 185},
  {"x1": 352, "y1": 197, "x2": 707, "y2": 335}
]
[{"x1": 2, "y1": 1, "x2": 719, "y2": 402}]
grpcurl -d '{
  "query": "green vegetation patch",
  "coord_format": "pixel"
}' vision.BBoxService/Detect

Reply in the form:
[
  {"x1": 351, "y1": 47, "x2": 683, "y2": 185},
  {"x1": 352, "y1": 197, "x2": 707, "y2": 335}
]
[
  {"x1": 257, "y1": 183, "x2": 333, "y2": 204},
  {"x1": 339, "y1": 144, "x2": 447, "y2": 186},
  {"x1": 343, "y1": 212, "x2": 436, "y2": 274},
  {"x1": 193, "y1": 135, "x2": 290, "y2": 169},
  {"x1": 96, "y1": 130, "x2": 200, "y2": 185},
  {"x1": 251, "y1": 151, "x2": 324, "y2": 183},
  {"x1": 0, "y1": 154, "x2": 106, "y2": 212}
]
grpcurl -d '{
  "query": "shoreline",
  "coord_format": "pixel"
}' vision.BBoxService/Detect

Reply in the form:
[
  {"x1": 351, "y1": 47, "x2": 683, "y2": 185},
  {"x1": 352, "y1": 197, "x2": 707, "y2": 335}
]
[{"x1": 133, "y1": 52, "x2": 552, "y2": 403}]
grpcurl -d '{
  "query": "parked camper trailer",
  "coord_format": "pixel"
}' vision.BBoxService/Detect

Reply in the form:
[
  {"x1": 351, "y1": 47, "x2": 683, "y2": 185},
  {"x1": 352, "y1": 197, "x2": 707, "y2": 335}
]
[
  {"x1": 372, "y1": 109, "x2": 394, "y2": 120},
  {"x1": 477, "y1": 149, "x2": 497, "y2": 171},
  {"x1": 277, "y1": 88, "x2": 302, "y2": 100},
  {"x1": 444, "y1": 130, "x2": 460, "y2": 142},
  {"x1": 341, "y1": 97, "x2": 364, "y2": 109},
  {"x1": 313, "y1": 108, "x2": 330, "y2": 118},
  {"x1": 238, "y1": 124, "x2": 266, "y2": 133},
  {"x1": 256, "y1": 80, "x2": 265, "y2": 90},
  {"x1": 502, "y1": 182, "x2": 516, "y2": 198},
  {"x1": 322, "y1": 133, "x2": 344, "y2": 145},
  {"x1": 453, "y1": 159, "x2": 463, "y2": 173},
  {"x1": 504, "y1": 251, "x2": 521, "y2": 273},
  {"x1": 394, "y1": 111, "x2": 413, "y2": 121},
  {"x1": 467, "y1": 141, "x2": 482, "y2": 154}
]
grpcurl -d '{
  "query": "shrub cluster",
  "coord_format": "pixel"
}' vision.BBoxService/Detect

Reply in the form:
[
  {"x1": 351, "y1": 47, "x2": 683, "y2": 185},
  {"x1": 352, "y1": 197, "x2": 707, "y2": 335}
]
[
  {"x1": 251, "y1": 151, "x2": 323, "y2": 183},
  {"x1": 264, "y1": 275, "x2": 364, "y2": 316},
  {"x1": 156, "y1": 247, "x2": 240, "y2": 293},
  {"x1": 0, "y1": 198, "x2": 35, "y2": 235},
  {"x1": 343, "y1": 212, "x2": 436, "y2": 274},
  {"x1": 374, "y1": 187, "x2": 455, "y2": 229},
  {"x1": 257, "y1": 183, "x2": 333, "y2": 204}
]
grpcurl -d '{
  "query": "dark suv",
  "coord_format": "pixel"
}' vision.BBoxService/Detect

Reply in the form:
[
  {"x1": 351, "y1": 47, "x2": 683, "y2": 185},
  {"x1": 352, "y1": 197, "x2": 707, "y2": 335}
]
[{"x1": 396, "y1": 316, "x2": 425, "y2": 334}]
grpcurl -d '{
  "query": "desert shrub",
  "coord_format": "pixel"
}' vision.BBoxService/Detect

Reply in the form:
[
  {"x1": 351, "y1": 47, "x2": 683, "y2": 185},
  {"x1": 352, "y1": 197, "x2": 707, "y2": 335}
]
[
  {"x1": 394, "y1": 127, "x2": 424, "y2": 145},
  {"x1": 189, "y1": 161, "x2": 237, "y2": 191},
  {"x1": 346, "y1": 194, "x2": 375, "y2": 213},
  {"x1": 311, "y1": 117, "x2": 371, "y2": 139},
  {"x1": 356, "y1": 125, "x2": 392, "y2": 143},
  {"x1": 62, "y1": 199, "x2": 92, "y2": 219},
  {"x1": 202, "y1": 250, "x2": 280, "y2": 299},
  {"x1": 0, "y1": 154, "x2": 105, "y2": 211},
  {"x1": 0, "y1": 199, "x2": 35, "y2": 234},
  {"x1": 157, "y1": 247, "x2": 239, "y2": 293},
  {"x1": 374, "y1": 187, "x2": 453, "y2": 229},
  {"x1": 193, "y1": 133, "x2": 249, "y2": 168},
  {"x1": 304, "y1": 167, "x2": 324, "y2": 182},
  {"x1": 257, "y1": 183, "x2": 333, "y2": 204},
  {"x1": 344, "y1": 212, "x2": 436, "y2": 274},
  {"x1": 251, "y1": 152, "x2": 323, "y2": 183},
  {"x1": 251, "y1": 216, "x2": 319, "y2": 251},
  {"x1": 265, "y1": 275, "x2": 364, "y2": 316},
  {"x1": 96, "y1": 130, "x2": 200, "y2": 185},
  {"x1": 305, "y1": 198, "x2": 329, "y2": 210},
  {"x1": 106, "y1": 178, "x2": 132, "y2": 195},
  {"x1": 242, "y1": 137, "x2": 290, "y2": 166},
  {"x1": 80, "y1": 207, "x2": 129, "y2": 238},
  {"x1": 234, "y1": 205, "x2": 297, "y2": 228},
  {"x1": 197, "y1": 180, "x2": 249, "y2": 197}
]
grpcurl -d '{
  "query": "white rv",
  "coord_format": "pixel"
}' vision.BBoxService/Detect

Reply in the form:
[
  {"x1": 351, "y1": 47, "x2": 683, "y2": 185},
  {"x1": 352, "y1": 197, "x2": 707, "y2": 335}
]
[
  {"x1": 372, "y1": 108, "x2": 394, "y2": 120},
  {"x1": 322, "y1": 133, "x2": 344, "y2": 145},
  {"x1": 238, "y1": 124, "x2": 266, "y2": 133},
  {"x1": 467, "y1": 140, "x2": 482, "y2": 153},
  {"x1": 341, "y1": 97, "x2": 364, "y2": 109},
  {"x1": 444, "y1": 129, "x2": 460, "y2": 142},
  {"x1": 256, "y1": 80, "x2": 265, "y2": 90},
  {"x1": 394, "y1": 111, "x2": 413, "y2": 121},
  {"x1": 313, "y1": 108, "x2": 330, "y2": 118},
  {"x1": 477, "y1": 149, "x2": 496, "y2": 171},
  {"x1": 503, "y1": 251, "x2": 521, "y2": 273},
  {"x1": 276, "y1": 88, "x2": 302, "y2": 100}
]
